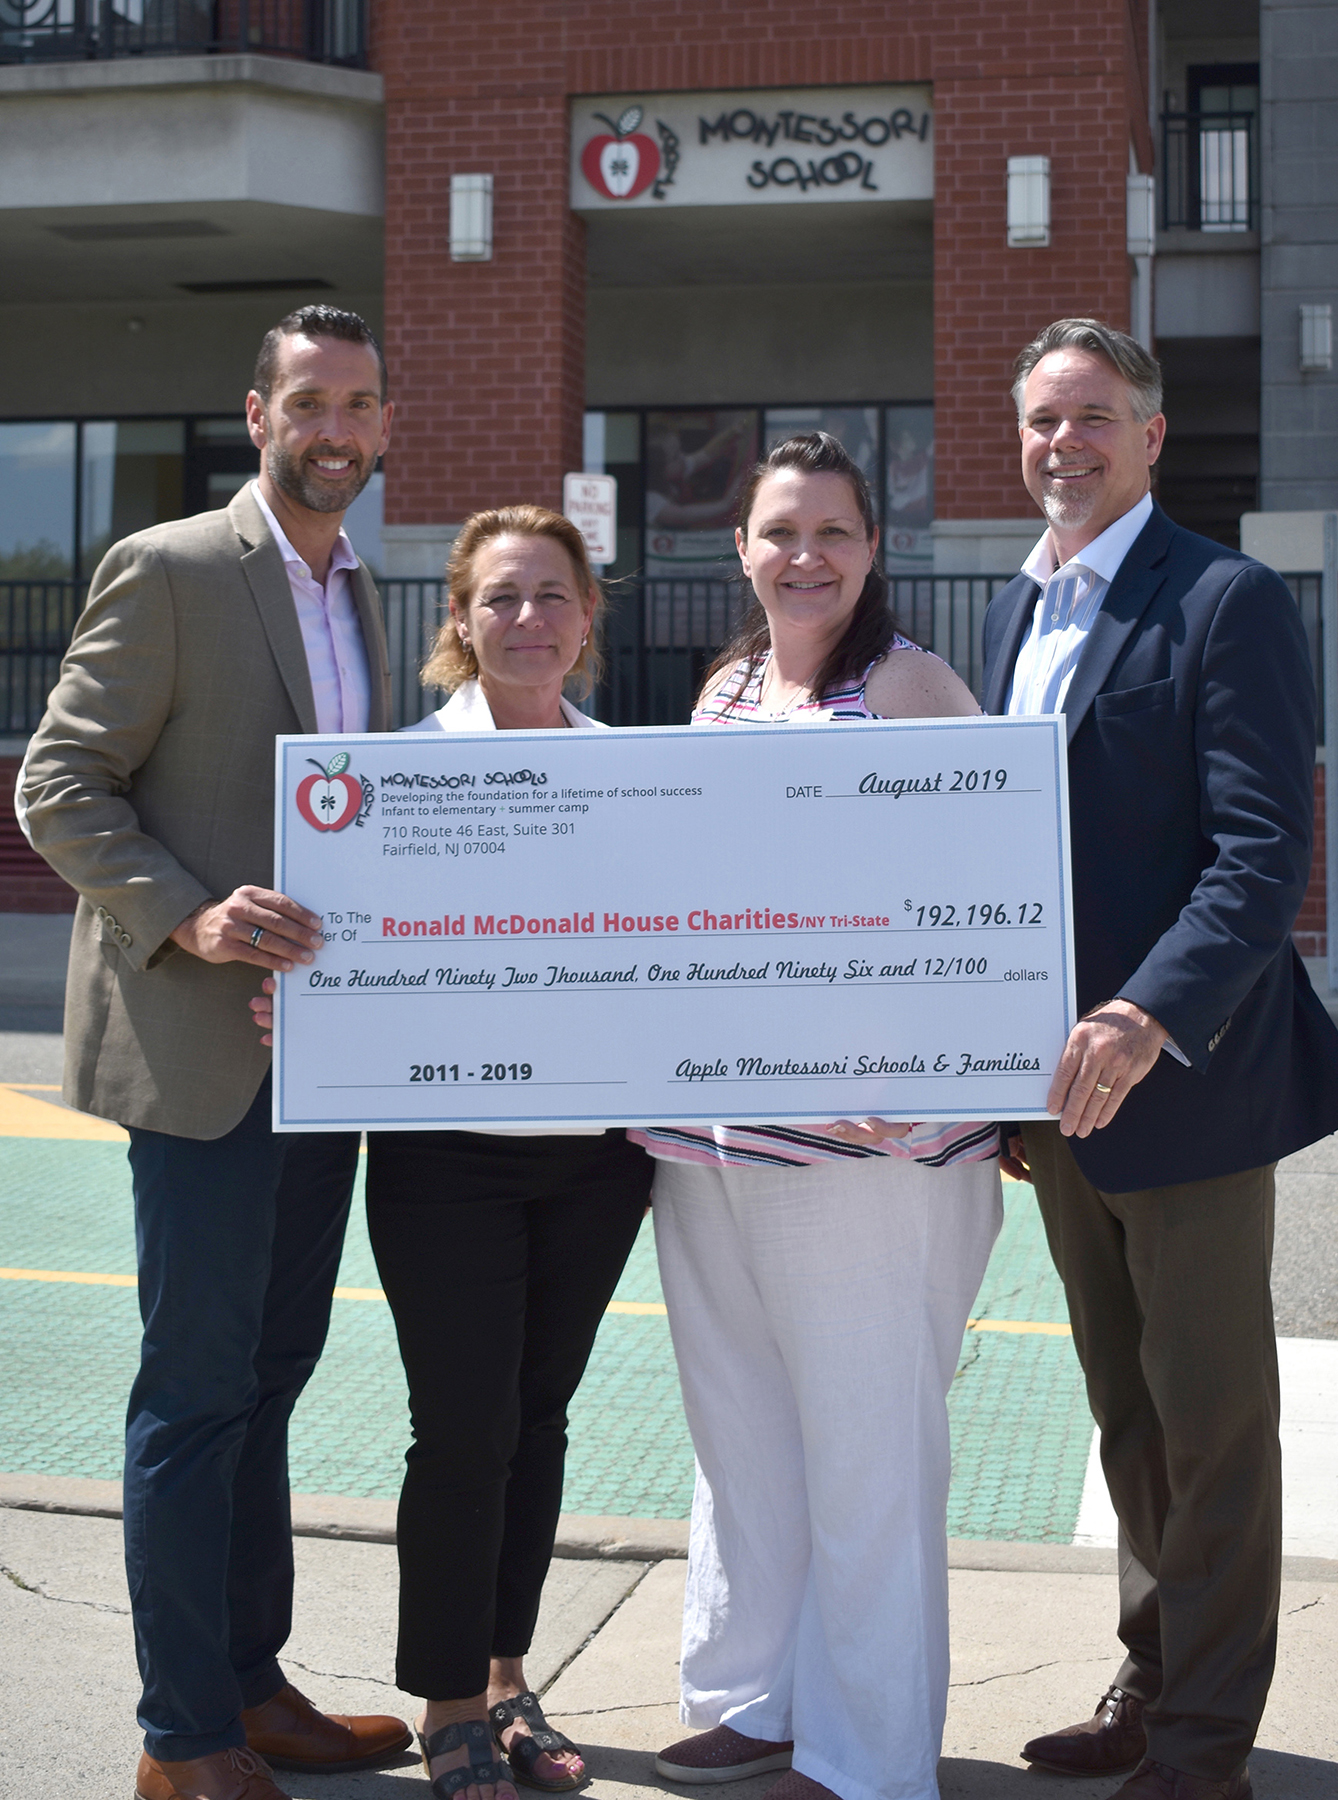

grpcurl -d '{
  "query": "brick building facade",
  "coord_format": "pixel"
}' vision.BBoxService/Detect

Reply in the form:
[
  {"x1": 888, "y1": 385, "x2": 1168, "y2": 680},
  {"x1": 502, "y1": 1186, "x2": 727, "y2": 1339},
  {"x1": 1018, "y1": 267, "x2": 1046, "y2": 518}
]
[
  {"x1": 0, "y1": 0, "x2": 1329, "y2": 948},
  {"x1": 373, "y1": 1, "x2": 1154, "y2": 535}
]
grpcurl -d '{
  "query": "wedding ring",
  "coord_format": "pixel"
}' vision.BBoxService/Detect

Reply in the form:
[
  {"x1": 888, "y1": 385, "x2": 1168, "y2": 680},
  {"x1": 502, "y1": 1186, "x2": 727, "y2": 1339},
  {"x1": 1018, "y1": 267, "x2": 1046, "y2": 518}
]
[
  {"x1": 249, "y1": 925, "x2": 265, "y2": 949},
  {"x1": 1094, "y1": 1082, "x2": 1113, "y2": 1094}
]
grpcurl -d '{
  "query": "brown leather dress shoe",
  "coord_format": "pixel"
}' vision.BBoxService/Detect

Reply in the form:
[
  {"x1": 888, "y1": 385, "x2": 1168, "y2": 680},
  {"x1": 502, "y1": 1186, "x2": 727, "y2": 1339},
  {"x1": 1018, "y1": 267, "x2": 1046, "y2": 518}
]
[
  {"x1": 1021, "y1": 1685, "x2": 1147, "y2": 1775},
  {"x1": 1115, "y1": 1759, "x2": 1253, "y2": 1800},
  {"x1": 240, "y1": 1681, "x2": 411, "y2": 1773},
  {"x1": 136, "y1": 1747, "x2": 287, "y2": 1800}
]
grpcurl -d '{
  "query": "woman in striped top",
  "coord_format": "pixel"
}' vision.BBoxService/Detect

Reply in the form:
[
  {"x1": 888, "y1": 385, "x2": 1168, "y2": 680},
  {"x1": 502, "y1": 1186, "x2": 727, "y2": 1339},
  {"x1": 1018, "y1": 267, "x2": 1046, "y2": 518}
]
[{"x1": 639, "y1": 435, "x2": 1003, "y2": 1800}]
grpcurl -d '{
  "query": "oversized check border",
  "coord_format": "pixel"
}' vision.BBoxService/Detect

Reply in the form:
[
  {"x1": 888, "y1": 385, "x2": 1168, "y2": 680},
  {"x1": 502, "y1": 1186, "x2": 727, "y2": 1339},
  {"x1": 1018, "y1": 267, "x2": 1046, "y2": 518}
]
[{"x1": 273, "y1": 715, "x2": 1075, "y2": 1131}]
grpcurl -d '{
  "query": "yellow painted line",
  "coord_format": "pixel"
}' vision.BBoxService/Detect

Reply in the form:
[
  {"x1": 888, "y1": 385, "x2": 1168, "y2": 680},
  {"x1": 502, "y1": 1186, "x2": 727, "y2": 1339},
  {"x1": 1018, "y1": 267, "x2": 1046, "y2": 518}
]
[
  {"x1": 0, "y1": 1266, "x2": 1068, "y2": 1338},
  {"x1": 0, "y1": 1083, "x2": 128, "y2": 1142},
  {"x1": 967, "y1": 1316, "x2": 1072, "y2": 1336},
  {"x1": 0, "y1": 1265, "x2": 136, "y2": 1288}
]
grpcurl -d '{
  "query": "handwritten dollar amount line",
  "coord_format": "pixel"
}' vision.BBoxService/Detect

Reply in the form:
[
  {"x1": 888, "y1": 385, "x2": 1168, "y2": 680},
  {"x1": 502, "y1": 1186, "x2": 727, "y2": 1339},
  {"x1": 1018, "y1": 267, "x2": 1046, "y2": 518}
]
[{"x1": 904, "y1": 902, "x2": 1044, "y2": 928}]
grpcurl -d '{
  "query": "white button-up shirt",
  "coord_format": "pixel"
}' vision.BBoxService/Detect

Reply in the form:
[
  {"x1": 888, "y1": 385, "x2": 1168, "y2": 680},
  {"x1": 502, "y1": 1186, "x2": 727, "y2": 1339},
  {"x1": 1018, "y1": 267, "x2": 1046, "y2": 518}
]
[
  {"x1": 1005, "y1": 492, "x2": 1153, "y2": 718},
  {"x1": 251, "y1": 481, "x2": 371, "y2": 735}
]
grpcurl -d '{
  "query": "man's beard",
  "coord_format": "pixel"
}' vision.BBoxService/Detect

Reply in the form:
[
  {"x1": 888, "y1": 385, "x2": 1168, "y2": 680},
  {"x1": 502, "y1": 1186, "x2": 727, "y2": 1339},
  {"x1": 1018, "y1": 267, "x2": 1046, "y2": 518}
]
[
  {"x1": 1037, "y1": 463, "x2": 1104, "y2": 532},
  {"x1": 265, "y1": 438, "x2": 373, "y2": 514}
]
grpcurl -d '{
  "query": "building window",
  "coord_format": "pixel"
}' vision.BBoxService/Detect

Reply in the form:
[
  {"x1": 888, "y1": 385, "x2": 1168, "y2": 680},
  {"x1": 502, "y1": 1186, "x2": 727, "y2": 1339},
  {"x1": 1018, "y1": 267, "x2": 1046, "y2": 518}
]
[
  {"x1": 584, "y1": 402, "x2": 933, "y2": 583},
  {"x1": 0, "y1": 423, "x2": 77, "y2": 579},
  {"x1": 80, "y1": 421, "x2": 186, "y2": 579},
  {"x1": 1161, "y1": 65, "x2": 1259, "y2": 234}
]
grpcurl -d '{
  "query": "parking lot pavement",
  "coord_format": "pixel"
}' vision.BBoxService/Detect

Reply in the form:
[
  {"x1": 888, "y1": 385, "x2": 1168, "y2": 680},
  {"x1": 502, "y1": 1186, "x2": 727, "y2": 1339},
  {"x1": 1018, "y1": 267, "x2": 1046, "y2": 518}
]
[{"x1": 2, "y1": 1100, "x2": 1333, "y2": 1552}]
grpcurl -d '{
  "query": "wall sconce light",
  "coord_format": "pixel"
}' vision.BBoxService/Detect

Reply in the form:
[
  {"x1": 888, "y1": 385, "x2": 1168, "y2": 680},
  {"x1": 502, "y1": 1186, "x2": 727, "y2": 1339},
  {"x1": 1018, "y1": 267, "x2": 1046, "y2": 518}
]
[
  {"x1": 1007, "y1": 156, "x2": 1050, "y2": 247},
  {"x1": 1126, "y1": 174, "x2": 1156, "y2": 257},
  {"x1": 1300, "y1": 303, "x2": 1333, "y2": 372},
  {"x1": 450, "y1": 174, "x2": 493, "y2": 262}
]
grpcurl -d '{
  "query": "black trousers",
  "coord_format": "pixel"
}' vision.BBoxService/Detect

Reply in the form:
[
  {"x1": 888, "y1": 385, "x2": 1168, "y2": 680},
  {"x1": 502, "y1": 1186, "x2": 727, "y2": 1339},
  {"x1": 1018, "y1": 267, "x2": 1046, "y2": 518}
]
[
  {"x1": 1022, "y1": 1124, "x2": 1280, "y2": 1780},
  {"x1": 366, "y1": 1129, "x2": 651, "y2": 1700}
]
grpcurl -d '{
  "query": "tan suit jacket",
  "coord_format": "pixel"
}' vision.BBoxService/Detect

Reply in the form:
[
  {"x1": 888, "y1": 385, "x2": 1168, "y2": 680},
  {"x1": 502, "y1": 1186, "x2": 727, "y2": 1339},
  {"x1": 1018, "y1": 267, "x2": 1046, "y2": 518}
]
[{"x1": 20, "y1": 486, "x2": 392, "y2": 1139}]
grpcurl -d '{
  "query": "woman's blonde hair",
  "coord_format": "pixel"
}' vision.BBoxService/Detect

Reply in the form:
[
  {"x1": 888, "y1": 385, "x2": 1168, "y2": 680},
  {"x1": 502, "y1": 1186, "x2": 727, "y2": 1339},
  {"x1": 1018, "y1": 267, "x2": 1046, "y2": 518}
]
[{"x1": 422, "y1": 504, "x2": 604, "y2": 698}]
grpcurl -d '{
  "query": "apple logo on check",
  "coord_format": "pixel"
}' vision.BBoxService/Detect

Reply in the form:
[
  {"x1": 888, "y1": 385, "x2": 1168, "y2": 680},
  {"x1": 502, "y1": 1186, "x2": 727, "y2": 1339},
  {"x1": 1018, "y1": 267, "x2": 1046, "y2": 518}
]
[{"x1": 296, "y1": 751, "x2": 361, "y2": 832}]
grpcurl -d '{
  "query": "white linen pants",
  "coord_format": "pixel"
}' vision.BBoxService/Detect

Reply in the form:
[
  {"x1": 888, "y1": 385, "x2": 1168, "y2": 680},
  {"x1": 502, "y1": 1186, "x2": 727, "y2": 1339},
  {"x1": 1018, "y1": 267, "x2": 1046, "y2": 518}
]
[{"x1": 652, "y1": 1154, "x2": 1002, "y2": 1800}]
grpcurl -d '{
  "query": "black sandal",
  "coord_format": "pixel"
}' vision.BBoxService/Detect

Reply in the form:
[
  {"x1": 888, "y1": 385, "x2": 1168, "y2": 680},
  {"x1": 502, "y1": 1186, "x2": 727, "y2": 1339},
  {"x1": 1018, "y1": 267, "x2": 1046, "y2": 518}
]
[
  {"x1": 489, "y1": 1692, "x2": 584, "y2": 1793},
  {"x1": 418, "y1": 1718, "x2": 512, "y2": 1799}
]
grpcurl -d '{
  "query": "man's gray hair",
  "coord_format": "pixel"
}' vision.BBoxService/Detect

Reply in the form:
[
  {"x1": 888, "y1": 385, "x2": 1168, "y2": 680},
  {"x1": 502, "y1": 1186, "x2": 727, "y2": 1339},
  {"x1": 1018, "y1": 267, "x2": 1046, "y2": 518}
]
[{"x1": 1012, "y1": 319, "x2": 1163, "y2": 424}]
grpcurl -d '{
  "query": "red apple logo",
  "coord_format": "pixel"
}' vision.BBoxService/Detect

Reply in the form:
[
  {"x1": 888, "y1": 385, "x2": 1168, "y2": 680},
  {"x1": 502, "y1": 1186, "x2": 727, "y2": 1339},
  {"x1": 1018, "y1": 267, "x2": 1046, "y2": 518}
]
[
  {"x1": 580, "y1": 104, "x2": 660, "y2": 200},
  {"x1": 296, "y1": 752, "x2": 361, "y2": 832}
]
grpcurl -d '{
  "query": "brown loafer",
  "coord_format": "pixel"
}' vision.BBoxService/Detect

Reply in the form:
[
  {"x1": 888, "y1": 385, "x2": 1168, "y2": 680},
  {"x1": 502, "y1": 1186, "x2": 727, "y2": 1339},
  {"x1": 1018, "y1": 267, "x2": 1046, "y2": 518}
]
[
  {"x1": 1021, "y1": 1685, "x2": 1147, "y2": 1775},
  {"x1": 240, "y1": 1681, "x2": 411, "y2": 1773},
  {"x1": 1115, "y1": 1759, "x2": 1253, "y2": 1800},
  {"x1": 135, "y1": 1747, "x2": 287, "y2": 1800}
]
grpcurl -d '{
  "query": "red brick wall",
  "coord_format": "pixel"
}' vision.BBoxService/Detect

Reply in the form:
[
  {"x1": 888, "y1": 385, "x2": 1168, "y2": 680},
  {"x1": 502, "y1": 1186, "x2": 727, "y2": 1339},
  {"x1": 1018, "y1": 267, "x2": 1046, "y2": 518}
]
[
  {"x1": 0, "y1": 759, "x2": 76, "y2": 914},
  {"x1": 374, "y1": 1, "x2": 1152, "y2": 527},
  {"x1": 1296, "y1": 763, "x2": 1327, "y2": 960}
]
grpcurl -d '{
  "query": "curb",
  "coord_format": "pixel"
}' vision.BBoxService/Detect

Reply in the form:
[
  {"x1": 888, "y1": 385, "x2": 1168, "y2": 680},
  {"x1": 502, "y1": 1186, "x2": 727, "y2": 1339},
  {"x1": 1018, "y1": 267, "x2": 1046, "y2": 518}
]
[
  {"x1": 0, "y1": 1471, "x2": 689, "y2": 1561},
  {"x1": 6, "y1": 1472, "x2": 1336, "y2": 1581}
]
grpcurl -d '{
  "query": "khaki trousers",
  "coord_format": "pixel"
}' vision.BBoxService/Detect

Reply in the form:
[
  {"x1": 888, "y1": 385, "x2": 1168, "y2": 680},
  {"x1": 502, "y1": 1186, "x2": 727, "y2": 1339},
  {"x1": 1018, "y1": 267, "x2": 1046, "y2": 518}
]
[{"x1": 1021, "y1": 1124, "x2": 1281, "y2": 1781}]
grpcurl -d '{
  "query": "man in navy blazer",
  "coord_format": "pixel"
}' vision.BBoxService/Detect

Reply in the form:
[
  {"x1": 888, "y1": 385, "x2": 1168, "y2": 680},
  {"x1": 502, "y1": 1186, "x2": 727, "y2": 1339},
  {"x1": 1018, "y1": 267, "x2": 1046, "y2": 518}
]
[{"x1": 983, "y1": 319, "x2": 1338, "y2": 1800}]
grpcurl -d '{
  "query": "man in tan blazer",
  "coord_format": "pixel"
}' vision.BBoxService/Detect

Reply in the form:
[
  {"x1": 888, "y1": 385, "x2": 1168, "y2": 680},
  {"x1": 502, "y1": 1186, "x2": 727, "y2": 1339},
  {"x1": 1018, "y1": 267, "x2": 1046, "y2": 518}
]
[{"x1": 21, "y1": 308, "x2": 411, "y2": 1800}]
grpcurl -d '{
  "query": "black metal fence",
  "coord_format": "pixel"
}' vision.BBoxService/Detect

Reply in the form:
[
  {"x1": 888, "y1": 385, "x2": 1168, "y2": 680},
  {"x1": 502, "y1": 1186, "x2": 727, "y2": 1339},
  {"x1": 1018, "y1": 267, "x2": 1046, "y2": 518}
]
[
  {"x1": 1, "y1": 571, "x2": 1322, "y2": 740},
  {"x1": 0, "y1": 0, "x2": 367, "y2": 66},
  {"x1": 0, "y1": 582, "x2": 84, "y2": 735},
  {"x1": 1161, "y1": 110, "x2": 1257, "y2": 232},
  {"x1": 589, "y1": 574, "x2": 1014, "y2": 726}
]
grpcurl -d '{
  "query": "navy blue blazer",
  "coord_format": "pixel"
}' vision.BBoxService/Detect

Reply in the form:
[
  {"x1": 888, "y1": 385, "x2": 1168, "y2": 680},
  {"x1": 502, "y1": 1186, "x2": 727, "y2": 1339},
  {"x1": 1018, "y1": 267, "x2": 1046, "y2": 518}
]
[{"x1": 982, "y1": 503, "x2": 1338, "y2": 1191}]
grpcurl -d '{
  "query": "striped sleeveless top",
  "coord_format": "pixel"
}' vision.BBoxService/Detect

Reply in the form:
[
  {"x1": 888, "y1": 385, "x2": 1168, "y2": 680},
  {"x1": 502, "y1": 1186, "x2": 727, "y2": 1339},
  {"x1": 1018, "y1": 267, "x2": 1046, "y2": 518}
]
[{"x1": 630, "y1": 643, "x2": 1001, "y2": 1170}]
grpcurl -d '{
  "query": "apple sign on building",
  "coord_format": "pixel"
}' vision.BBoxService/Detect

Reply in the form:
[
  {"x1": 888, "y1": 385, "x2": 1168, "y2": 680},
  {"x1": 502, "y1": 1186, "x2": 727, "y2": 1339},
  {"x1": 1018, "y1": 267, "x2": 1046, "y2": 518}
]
[{"x1": 569, "y1": 86, "x2": 934, "y2": 211}]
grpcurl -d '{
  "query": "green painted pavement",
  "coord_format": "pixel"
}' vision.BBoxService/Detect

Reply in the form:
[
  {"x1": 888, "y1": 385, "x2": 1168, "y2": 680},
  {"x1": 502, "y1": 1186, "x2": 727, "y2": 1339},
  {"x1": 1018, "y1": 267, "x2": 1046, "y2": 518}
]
[{"x1": 0, "y1": 1136, "x2": 1091, "y2": 1537}]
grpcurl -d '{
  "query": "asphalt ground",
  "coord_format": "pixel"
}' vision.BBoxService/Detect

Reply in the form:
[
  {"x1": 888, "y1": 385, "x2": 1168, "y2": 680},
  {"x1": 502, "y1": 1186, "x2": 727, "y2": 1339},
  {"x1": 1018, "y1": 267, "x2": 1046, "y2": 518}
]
[{"x1": 0, "y1": 1029, "x2": 1333, "y2": 1546}]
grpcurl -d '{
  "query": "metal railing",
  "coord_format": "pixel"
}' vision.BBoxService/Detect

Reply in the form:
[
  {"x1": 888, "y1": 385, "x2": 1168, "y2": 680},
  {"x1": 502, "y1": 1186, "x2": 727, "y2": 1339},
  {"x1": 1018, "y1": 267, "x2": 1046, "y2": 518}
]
[
  {"x1": 1161, "y1": 110, "x2": 1257, "y2": 232},
  {"x1": 0, "y1": 581, "x2": 84, "y2": 734},
  {"x1": 0, "y1": 0, "x2": 367, "y2": 66},
  {"x1": 383, "y1": 575, "x2": 1015, "y2": 730},
  {"x1": 1, "y1": 572, "x2": 1322, "y2": 741}
]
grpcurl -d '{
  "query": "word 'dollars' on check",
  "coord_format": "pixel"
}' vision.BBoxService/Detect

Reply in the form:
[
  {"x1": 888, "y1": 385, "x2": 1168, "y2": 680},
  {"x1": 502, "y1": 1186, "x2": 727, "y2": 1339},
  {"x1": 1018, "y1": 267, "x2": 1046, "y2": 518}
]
[{"x1": 273, "y1": 716, "x2": 1075, "y2": 1131}]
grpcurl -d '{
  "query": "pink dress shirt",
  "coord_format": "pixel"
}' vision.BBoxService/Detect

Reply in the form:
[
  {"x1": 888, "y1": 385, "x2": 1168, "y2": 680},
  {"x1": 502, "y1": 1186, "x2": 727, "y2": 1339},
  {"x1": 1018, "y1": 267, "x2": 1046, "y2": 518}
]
[{"x1": 250, "y1": 481, "x2": 371, "y2": 735}]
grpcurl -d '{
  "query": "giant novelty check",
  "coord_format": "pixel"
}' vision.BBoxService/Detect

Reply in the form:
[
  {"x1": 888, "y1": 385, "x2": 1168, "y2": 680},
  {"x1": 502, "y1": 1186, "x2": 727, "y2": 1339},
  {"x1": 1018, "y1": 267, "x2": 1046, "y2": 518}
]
[{"x1": 272, "y1": 716, "x2": 1075, "y2": 1131}]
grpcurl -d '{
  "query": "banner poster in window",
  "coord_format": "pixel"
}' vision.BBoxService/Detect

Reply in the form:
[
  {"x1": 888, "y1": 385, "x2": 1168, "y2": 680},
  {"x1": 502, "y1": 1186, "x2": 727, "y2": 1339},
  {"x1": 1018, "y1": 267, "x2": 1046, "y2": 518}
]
[
  {"x1": 644, "y1": 410, "x2": 758, "y2": 577},
  {"x1": 883, "y1": 405, "x2": 934, "y2": 575},
  {"x1": 764, "y1": 408, "x2": 880, "y2": 495}
]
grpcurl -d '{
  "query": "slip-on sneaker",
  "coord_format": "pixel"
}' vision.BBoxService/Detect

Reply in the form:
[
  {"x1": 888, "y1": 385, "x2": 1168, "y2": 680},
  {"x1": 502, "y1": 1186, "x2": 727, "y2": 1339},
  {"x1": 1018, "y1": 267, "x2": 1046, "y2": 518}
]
[{"x1": 656, "y1": 1726, "x2": 794, "y2": 1784}]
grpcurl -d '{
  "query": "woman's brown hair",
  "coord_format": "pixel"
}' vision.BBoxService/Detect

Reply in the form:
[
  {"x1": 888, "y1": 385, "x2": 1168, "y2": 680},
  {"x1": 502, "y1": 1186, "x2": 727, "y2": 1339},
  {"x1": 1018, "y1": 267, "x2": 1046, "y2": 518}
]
[
  {"x1": 701, "y1": 432, "x2": 900, "y2": 709},
  {"x1": 421, "y1": 504, "x2": 604, "y2": 698}
]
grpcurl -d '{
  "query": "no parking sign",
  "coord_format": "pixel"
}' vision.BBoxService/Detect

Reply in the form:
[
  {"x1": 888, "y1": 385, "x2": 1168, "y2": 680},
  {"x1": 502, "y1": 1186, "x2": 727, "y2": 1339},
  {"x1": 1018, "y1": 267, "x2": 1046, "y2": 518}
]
[{"x1": 563, "y1": 472, "x2": 618, "y2": 567}]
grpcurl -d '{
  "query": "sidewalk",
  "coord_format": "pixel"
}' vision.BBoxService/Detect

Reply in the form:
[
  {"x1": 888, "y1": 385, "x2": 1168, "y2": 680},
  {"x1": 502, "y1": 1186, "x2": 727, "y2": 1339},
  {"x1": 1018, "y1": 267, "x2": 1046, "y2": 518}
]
[{"x1": 1, "y1": 1503, "x2": 1335, "y2": 1798}]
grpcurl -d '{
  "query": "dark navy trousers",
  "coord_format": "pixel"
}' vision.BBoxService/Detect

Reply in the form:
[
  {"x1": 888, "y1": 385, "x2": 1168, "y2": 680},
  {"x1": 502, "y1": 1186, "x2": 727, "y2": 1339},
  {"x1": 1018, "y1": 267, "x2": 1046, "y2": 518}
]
[{"x1": 124, "y1": 1073, "x2": 359, "y2": 1762}]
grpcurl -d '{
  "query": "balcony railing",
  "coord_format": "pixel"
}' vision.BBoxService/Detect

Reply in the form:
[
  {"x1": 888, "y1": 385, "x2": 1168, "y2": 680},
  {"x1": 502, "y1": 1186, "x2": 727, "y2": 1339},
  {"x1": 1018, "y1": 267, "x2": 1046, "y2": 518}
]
[
  {"x1": 0, "y1": 0, "x2": 367, "y2": 67},
  {"x1": 1161, "y1": 110, "x2": 1257, "y2": 232},
  {"x1": 2, "y1": 573, "x2": 1322, "y2": 740}
]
